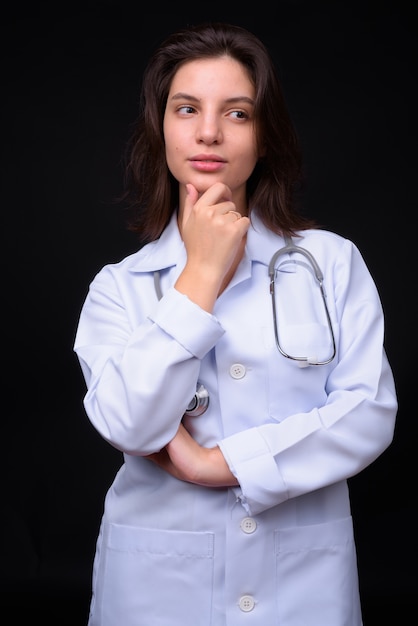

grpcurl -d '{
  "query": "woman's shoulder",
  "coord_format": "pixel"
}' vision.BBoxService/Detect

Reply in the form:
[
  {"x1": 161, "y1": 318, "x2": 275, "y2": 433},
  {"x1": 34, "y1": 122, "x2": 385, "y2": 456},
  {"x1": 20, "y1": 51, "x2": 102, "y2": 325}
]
[
  {"x1": 91, "y1": 221, "x2": 183, "y2": 286},
  {"x1": 297, "y1": 227, "x2": 348, "y2": 244},
  {"x1": 296, "y1": 227, "x2": 359, "y2": 254},
  {"x1": 292, "y1": 228, "x2": 367, "y2": 272}
]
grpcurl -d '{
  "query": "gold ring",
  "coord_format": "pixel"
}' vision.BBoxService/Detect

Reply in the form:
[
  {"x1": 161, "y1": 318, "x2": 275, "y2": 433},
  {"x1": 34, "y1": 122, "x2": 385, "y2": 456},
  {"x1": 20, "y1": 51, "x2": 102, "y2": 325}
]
[{"x1": 227, "y1": 210, "x2": 241, "y2": 220}]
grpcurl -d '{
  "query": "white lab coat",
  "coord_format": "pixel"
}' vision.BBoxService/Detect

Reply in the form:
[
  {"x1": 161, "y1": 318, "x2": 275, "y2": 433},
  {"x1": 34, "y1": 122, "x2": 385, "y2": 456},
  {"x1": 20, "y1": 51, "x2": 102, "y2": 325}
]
[{"x1": 74, "y1": 211, "x2": 397, "y2": 626}]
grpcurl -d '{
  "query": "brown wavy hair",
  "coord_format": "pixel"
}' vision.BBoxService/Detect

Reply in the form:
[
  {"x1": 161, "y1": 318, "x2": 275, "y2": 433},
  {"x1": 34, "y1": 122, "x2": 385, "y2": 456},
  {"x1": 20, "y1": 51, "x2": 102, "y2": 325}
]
[{"x1": 121, "y1": 22, "x2": 317, "y2": 244}]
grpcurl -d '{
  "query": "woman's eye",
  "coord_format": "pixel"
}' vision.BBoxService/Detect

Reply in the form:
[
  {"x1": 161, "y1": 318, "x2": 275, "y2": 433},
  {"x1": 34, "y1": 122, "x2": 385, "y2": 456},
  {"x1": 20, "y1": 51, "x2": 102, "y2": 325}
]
[
  {"x1": 178, "y1": 105, "x2": 195, "y2": 114},
  {"x1": 230, "y1": 110, "x2": 248, "y2": 120}
]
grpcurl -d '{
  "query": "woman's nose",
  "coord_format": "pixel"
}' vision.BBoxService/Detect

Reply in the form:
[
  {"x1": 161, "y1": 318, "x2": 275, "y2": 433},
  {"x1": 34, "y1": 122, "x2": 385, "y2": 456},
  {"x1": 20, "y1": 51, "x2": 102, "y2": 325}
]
[{"x1": 196, "y1": 115, "x2": 222, "y2": 144}]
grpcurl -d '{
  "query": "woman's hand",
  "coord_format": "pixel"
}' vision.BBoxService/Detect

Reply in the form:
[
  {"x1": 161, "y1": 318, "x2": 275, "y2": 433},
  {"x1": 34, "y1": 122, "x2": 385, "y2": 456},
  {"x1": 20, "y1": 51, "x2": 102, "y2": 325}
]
[
  {"x1": 174, "y1": 182, "x2": 250, "y2": 312},
  {"x1": 180, "y1": 182, "x2": 249, "y2": 272},
  {"x1": 147, "y1": 423, "x2": 238, "y2": 488}
]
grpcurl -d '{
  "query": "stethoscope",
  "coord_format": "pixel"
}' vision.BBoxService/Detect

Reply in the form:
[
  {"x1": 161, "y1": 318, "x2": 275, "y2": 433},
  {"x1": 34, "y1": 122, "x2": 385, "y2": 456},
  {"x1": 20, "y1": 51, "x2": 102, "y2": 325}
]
[
  {"x1": 153, "y1": 235, "x2": 336, "y2": 416},
  {"x1": 269, "y1": 235, "x2": 336, "y2": 367}
]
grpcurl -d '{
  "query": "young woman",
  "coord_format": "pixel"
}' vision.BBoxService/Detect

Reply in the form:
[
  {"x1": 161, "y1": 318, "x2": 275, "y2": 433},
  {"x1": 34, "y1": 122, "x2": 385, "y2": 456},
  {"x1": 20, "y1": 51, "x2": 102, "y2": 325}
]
[{"x1": 74, "y1": 22, "x2": 397, "y2": 625}]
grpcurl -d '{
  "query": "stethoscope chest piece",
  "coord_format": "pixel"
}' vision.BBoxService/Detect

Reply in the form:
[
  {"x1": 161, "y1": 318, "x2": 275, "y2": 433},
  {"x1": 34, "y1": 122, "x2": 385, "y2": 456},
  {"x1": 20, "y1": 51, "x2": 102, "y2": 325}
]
[{"x1": 185, "y1": 383, "x2": 210, "y2": 417}]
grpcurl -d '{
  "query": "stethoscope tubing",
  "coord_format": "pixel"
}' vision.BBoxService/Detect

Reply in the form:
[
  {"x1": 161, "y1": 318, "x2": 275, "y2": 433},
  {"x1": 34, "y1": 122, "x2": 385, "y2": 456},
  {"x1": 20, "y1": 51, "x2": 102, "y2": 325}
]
[{"x1": 268, "y1": 236, "x2": 336, "y2": 365}]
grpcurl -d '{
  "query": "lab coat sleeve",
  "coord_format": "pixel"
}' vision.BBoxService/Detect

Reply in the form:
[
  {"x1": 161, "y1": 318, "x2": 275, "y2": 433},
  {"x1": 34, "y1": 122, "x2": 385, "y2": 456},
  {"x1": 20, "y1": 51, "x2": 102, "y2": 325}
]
[
  {"x1": 74, "y1": 270, "x2": 224, "y2": 455},
  {"x1": 218, "y1": 239, "x2": 398, "y2": 516}
]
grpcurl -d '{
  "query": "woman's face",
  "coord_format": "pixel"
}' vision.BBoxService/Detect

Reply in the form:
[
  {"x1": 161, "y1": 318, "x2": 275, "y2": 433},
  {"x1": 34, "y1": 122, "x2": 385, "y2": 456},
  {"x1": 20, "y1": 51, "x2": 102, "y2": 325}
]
[{"x1": 163, "y1": 55, "x2": 259, "y2": 212}]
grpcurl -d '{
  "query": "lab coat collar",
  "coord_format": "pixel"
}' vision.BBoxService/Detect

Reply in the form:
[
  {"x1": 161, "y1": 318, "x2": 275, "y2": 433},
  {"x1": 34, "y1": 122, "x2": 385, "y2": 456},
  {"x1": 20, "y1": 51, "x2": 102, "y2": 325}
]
[
  {"x1": 246, "y1": 211, "x2": 290, "y2": 267},
  {"x1": 128, "y1": 212, "x2": 185, "y2": 273}
]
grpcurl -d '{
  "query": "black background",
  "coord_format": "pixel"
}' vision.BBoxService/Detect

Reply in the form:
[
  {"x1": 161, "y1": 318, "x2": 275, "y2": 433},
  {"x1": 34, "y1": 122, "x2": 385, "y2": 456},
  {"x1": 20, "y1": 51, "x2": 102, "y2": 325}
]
[{"x1": 2, "y1": 1, "x2": 416, "y2": 624}]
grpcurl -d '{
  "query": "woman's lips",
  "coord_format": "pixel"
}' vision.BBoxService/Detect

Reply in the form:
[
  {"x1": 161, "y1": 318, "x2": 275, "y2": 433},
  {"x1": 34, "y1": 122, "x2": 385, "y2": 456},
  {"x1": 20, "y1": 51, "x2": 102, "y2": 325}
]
[{"x1": 189, "y1": 155, "x2": 226, "y2": 173}]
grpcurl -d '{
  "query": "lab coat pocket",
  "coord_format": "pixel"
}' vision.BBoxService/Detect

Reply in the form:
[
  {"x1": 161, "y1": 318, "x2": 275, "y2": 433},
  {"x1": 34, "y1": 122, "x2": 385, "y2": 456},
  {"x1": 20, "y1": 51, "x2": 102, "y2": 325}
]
[
  {"x1": 99, "y1": 523, "x2": 215, "y2": 626},
  {"x1": 277, "y1": 322, "x2": 334, "y2": 364},
  {"x1": 274, "y1": 516, "x2": 362, "y2": 626}
]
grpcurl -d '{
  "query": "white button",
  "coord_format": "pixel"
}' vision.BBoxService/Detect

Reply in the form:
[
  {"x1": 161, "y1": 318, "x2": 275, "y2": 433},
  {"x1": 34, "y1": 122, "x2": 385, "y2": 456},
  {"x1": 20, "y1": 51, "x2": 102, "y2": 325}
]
[
  {"x1": 229, "y1": 363, "x2": 246, "y2": 379},
  {"x1": 238, "y1": 595, "x2": 255, "y2": 612},
  {"x1": 240, "y1": 517, "x2": 257, "y2": 534}
]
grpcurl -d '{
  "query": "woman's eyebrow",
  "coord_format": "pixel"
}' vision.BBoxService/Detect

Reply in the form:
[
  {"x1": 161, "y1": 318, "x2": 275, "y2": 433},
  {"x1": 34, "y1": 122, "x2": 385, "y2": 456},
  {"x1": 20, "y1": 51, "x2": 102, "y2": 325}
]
[{"x1": 170, "y1": 92, "x2": 255, "y2": 106}]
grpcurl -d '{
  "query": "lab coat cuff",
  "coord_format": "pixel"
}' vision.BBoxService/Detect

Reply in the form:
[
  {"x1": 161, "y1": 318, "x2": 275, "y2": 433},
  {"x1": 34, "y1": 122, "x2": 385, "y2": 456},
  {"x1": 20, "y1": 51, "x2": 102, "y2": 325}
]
[
  {"x1": 218, "y1": 427, "x2": 289, "y2": 516},
  {"x1": 149, "y1": 287, "x2": 224, "y2": 359}
]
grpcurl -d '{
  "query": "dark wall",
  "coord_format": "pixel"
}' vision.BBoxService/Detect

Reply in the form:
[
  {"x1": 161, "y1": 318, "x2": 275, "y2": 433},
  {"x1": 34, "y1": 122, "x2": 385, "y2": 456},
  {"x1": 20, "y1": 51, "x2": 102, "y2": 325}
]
[{"x1": 2, "y1": 1, "x2": 415, "y2": 624}]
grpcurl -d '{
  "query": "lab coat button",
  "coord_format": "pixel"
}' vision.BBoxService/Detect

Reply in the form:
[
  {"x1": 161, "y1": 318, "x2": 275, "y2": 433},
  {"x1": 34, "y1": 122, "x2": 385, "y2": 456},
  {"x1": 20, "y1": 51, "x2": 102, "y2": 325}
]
[
  {"x1": 230, "y1": 363, "x2": 246, "y2": 379},
  {"x1": 238, "y1": 595, "x2": 255, "y2": 612},
  {"x1": 240, "y1": 517, "x2": 257, "y2": 534}
]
